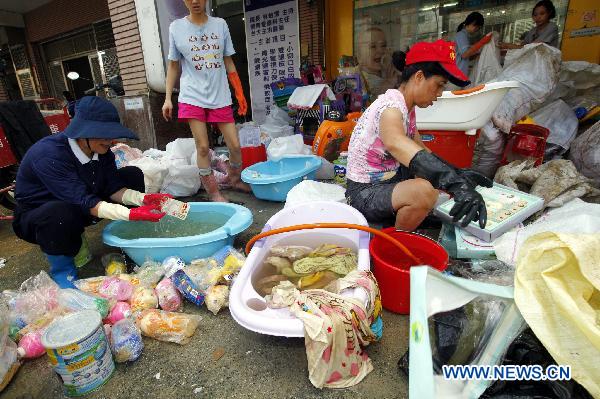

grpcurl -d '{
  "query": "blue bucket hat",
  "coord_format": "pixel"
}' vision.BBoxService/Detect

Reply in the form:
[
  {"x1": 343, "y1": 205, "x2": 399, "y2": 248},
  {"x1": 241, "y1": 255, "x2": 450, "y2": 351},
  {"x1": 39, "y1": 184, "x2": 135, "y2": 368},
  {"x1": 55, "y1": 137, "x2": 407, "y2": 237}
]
[{"x1": 63, "y1": 96, "x2": 138, "y2": 140}]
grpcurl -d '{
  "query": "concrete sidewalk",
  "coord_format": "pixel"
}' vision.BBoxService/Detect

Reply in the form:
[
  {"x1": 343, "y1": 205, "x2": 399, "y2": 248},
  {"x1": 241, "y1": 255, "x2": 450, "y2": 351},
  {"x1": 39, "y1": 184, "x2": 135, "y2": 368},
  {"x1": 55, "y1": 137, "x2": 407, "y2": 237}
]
[{"x1": 0, "y1": 191, "x2": 410, "y2": 399}]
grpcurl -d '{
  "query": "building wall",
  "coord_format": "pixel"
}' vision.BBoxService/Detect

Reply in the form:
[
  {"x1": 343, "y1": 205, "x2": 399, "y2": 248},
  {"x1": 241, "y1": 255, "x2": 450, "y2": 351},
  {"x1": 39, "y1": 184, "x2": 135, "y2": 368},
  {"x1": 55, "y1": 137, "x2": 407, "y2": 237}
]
[
  {"x1": 561, "y1": 0, "x2": 600, "y2": 63},
  {"x1": 24, "y1": 0, "x2": 110, "y2": 43},
  {"x1": 324, "y1": 0, "x2": 353, "y2": 80},
  {"x1": 299, "y1": 0, "x2": 325, "y2": 67},
  {"x1": 108, "y1": 0, "x2": 148, "y2": 95}
]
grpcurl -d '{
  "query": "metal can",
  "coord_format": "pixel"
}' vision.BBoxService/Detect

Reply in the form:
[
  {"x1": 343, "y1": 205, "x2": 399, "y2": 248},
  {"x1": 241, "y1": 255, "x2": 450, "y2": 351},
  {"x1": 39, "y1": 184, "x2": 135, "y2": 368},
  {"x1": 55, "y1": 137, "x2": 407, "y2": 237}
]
[{"x1": 41, "y1": 310, "x2": 115, "y2": 397}]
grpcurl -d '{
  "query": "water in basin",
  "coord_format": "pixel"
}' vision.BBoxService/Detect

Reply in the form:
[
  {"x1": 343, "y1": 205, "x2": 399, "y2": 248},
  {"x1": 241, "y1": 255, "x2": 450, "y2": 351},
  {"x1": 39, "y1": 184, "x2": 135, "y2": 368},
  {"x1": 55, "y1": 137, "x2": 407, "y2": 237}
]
[{"x1": 110, "y1": 211, "x2": 232, "y2": 239}]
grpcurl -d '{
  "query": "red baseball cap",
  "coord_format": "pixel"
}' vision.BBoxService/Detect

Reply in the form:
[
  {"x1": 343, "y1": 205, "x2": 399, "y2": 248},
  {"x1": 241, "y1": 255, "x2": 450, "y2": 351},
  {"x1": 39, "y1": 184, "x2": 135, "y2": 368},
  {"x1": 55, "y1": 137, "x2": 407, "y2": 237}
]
[{"x1": 406, "y1": 40, "x2": 470, "y2": 86}]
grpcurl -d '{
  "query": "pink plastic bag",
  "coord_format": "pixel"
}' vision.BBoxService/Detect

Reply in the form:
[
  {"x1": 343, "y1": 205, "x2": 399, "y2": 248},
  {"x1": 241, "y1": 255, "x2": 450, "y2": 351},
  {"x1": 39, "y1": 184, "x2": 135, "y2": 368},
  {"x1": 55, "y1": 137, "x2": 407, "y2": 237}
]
[{"x1": 155, "y1": 278, "x2": 183, "y2": 312}]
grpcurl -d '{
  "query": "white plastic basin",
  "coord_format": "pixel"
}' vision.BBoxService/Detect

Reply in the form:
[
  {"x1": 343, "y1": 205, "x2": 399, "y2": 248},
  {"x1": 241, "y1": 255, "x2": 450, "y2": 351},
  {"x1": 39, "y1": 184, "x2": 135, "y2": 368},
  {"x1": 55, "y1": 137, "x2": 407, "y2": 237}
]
[
  {"x1": 416, "y1": 81, "x2": 519, "y2": 132},
  {"x1": 229, "y1": 201, "x2": 371, "y2": 337}
]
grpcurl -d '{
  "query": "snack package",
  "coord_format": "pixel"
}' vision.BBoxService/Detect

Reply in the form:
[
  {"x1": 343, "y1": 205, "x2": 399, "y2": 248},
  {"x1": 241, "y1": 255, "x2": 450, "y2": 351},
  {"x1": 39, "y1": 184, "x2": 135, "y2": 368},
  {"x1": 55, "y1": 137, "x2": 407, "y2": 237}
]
[
  {"x1": 171, "y1": 270, "x2": 205, "y2": 306},
  {"x1": 58, "y1": 289, "x2": 111, "y2": 318},
  {"x1": 0, "y1": 339, "x2": 19, "y2": 393},
  {"x1": 136, "y1": 309, "x2": 201, "y2": 345},
  {"x1": 102, "y1": 253, "x2": 127, "y2": 276},
  {"x1": 129, "y1": 287, "x2": 158, "y2": 313},
  {"x1": 162, "y1": 256, "x2": 186, "y2": 278},
  {"x1": 205, "y1": 285, "x2": 229, "y2": 315},
  {"x1": 110, "y1": 318, "x2": 144, "y2": 363},
  {"x1": 73, "y1": 276, "x2": 107, "y2": 295},
  {"x1": 133, "y1": 264, "x2": 165, "y2": 288},
  {"x1": 5, "y1": 271, "x2": 60, "y2": 326},
  {"x1": 269, "y1": 246, "x2": 313, "y2": 262},
  {"x1": 98, "y1": 277, "x2": 134, "y2": 302},
  {"x1": 17, "y1": 330, "x2": 45, "y2": 359},
  {"x1": 155, "y1": 278, "x2": 183, "y2": 312},
  {"x1": 105, "y1": 302, "x2": 131, "y2": 325}
]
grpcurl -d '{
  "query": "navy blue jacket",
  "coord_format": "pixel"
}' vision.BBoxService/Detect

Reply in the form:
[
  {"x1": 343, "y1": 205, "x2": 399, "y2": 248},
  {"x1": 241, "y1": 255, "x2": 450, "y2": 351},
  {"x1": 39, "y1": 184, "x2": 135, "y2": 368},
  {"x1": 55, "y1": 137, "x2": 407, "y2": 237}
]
[{"x1": 15, "y1": 133, "x2": 125, "y2": 214}]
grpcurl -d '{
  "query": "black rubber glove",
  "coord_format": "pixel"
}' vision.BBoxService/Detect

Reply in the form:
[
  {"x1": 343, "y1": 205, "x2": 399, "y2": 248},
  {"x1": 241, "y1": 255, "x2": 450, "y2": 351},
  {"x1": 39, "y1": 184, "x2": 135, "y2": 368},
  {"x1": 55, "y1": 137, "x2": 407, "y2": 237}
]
[
  {"x1": 408, "y1": 150, "x2": 488, "y2": 228},
  {"x1": 432, "y1": 153, "x2": 493, "y2": 189}
]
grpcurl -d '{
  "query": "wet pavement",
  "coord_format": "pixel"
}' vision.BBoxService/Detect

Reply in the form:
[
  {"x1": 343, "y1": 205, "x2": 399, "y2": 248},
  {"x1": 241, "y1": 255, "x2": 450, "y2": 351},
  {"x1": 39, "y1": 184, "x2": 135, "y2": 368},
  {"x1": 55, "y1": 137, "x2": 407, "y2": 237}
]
[{"x1": 0, "y1": 190, "x2": 410, "y2": 399}]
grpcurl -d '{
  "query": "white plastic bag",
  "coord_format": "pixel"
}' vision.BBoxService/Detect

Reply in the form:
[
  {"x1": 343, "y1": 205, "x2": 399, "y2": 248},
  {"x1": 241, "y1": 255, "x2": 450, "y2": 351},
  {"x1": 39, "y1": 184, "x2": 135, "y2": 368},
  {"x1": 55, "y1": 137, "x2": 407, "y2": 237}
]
[
  {"x1": 530, "y1": 100, "x2": 578, "y2": 159},
  {"x1": 491, "y1": 44, "x2": 561, "y2": 133},
  {"x1": 469, "y1": 32, "x2": 502, "y2": 85},
  {"x1": 268, "y1": 104, "x2": 293, "y2": 126},
  {"x1": 493, "y1": 198, "x2": 600, "y2": 267},
  {"x1": 267, "y1": 134, "x2": 311, "y2": 161},
  {"x1": 161, "y1": 164, "x2": 201, "y2": 197},
  {"x1": 165, "y1": 138, "x2": 196, "y2": 164},
  {"x1": 129, "y1": 157, "x2": 169, "y2": 193},
  {"x1": 285, "y1": 181, "x2": 347, "y2": 208},
  {"x1": 238, "y1": 123, "x2": 261, "y2": 148},
  {"x1": 260, "y1": 105, "x2": 294, "y2": 147},
  {"x1": 111, "y1": 143, "x2": 143, "y2": 168}
]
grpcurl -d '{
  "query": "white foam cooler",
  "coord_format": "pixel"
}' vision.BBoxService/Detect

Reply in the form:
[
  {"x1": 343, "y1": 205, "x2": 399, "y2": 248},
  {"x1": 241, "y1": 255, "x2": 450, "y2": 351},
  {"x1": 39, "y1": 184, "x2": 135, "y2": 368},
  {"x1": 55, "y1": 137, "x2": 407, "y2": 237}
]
[{"x1": 229, "y1": 202, "x2": 371, "y2": 337}]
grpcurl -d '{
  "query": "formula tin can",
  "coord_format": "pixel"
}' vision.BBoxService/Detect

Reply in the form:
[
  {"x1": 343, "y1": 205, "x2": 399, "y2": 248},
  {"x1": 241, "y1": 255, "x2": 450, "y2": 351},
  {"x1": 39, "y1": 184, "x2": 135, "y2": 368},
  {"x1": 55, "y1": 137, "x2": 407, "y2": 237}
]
[{"x1": 41, "y1": 310, "x2": 115, "y2": 397}]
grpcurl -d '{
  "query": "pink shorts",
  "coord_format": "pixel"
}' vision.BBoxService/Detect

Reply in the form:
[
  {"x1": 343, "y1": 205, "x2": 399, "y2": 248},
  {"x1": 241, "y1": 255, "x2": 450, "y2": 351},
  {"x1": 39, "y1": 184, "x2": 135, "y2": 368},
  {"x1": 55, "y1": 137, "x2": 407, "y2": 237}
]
[{"x1": 178, "y1": 103, "x2": 234, "y2": 123}]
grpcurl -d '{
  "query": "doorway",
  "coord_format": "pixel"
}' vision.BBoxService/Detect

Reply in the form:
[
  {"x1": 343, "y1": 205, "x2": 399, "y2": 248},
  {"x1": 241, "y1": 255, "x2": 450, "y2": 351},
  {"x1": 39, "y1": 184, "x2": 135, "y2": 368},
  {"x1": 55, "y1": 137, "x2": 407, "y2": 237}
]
[{"x1": 63, "y1": 56, "x2": 94, "y2": 99}]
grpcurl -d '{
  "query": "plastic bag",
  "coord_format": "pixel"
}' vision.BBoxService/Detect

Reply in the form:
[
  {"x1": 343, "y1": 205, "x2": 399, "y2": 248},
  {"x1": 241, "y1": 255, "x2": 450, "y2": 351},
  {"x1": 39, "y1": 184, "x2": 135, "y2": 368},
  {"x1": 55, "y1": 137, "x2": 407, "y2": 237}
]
[
  {"x1": 285, "y1": 180, "x2": 346, "y2": 208},
  {"x1": 165, "y1": 138, "x2": 196, "y2": 164},
  {"x1": 105, "y1": 302, "x2": 131, "y2": 325},
  {"x1": 267, "y1": 134, "x2": 311, "y2": 161},
  {"x1": 491, "y1": 44, "x2": 562, "y2": 133},
  {"x1": 469, "y1": 32, "x2": 502, "y2": 85},
  {"x1": 162, "y1": 256, "x2": 186, "y2": 278},
  {"x1": 171, "y1": 270, "x2": 205, "y2": 306},
  {"x1": 238, "y1": 123, "x2": 262, "y2": 148},
  {"x1": 130, "y1": 287, "x2": 158, "y2": 313},
  {"x1": 110, "y1": 318, "x2": 144, "y2": 363},
  {"x1": 58, "y1": 289, "x2": 111, "y2": 318},
  {"x1": 155, "y1": 278, "x2": 183, "y2": 312},
  {"x1": 530, "y1": 99, "x2": 579, "y2": 159},
  {"x1": 133, "y1": 263, "x2": 165, "y2": 288},
  {"x1": 111, "y1": 143, "x2": 143, "y2": 168},
  {"x1": 0, "y1": 339, "x2": 19, "y2": 392},
  {"x1": 409, "y1": 266, "x2": 525, "y2": 399},
  {"x1": 205, "y1": 285, "x2": 229, "y2": 315},
  {"x1": 472, "y1": 121, "x2": 506, "y2": 178},
  {"x1": 17, "y1": 330, "x2": 45, "y2": 359},
  {"x1": 260, "y1": 105, "x2": 295, "y2": 148},
  {"x1": 102, "y1": 253, "x2": 127, "y2": 276},
  {"x1": 128, "y1": 156, "x2": 169, "y2": 194},
  {"x1": 73, "y1": 276, "x2": 107, "y2": 295},
  {"x1": 161, "y1": 164, "x2": 201, "y2": 197},
  {"x1": 569, "y1": 120, "x2": 600, "y2": 186},
  {"x1": 5, "y1": 271, "x2": 60, "y2": 326},
  {"x1": 136, "y1": 309, "x2": 201, "y2": 345},
  {"x1": 98, "y1": 277, "x2": 134, "y2": 302}
]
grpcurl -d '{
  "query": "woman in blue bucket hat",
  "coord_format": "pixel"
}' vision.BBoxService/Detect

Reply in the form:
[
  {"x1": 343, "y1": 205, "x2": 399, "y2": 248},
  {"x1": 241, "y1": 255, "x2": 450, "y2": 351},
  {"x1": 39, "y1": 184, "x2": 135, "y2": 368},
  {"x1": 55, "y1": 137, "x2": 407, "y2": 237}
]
[{"x1": 12, "y1": 96, "x2": 172, "y2": 288}]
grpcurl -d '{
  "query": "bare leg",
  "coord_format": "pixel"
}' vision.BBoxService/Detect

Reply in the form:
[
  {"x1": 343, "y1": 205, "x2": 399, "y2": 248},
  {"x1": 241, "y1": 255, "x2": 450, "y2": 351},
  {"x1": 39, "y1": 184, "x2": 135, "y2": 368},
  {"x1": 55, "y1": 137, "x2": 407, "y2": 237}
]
[
  {"x1": 189, "y1": 119, "x2": 227, "y2": 202},
  {"x1": 217, "y1": 122, "x2": 251, "y2": 193},
  {"x1": 391, "y1": 178, "x2": 439, "y2": 231}
]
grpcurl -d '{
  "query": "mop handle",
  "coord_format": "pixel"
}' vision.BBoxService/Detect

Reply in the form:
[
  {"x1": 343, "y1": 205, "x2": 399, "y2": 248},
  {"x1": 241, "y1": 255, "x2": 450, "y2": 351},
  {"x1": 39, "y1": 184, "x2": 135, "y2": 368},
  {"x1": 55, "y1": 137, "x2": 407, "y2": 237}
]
[{"x1": 244, "y1": 223, "x2": 422, "y2": 265}]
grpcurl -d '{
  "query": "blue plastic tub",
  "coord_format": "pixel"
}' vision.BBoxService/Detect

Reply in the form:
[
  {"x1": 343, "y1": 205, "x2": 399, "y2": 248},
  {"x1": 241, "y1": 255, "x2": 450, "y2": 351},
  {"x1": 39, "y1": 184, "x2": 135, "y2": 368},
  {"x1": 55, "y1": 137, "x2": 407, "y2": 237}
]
[
  {"x1": 241, "y1": 155, "x2": 322, "y2": 202},
  {"x1": 102, "y1": 202, "x2": 252, "y2": 265}
]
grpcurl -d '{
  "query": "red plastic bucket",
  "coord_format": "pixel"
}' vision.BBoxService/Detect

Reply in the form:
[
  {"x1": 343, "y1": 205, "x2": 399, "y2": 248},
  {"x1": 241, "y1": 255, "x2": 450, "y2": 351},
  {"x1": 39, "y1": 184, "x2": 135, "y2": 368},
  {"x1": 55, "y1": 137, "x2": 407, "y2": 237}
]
[
  {"x1": 370, "y1": 228, "x2": 448, "y2": 314},
  {"x1": 241, "y1": 145, "x2": 267, "y2": 170}
]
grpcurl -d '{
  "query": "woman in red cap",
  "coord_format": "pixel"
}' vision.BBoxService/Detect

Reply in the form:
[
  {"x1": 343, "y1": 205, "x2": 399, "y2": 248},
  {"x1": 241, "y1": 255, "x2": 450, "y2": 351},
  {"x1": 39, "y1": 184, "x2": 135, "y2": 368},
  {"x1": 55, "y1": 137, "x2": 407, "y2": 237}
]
[{"x1": 346, "y1": 40, "x2": 492, "y2": 231}]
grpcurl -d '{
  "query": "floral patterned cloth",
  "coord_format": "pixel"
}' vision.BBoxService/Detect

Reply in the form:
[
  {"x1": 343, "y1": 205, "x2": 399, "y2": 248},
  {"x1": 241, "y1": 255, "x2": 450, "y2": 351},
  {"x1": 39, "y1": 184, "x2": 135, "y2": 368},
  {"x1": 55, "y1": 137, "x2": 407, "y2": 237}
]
[{"x1": 287, "y1": 270, "x2": 383, "y2": 389}]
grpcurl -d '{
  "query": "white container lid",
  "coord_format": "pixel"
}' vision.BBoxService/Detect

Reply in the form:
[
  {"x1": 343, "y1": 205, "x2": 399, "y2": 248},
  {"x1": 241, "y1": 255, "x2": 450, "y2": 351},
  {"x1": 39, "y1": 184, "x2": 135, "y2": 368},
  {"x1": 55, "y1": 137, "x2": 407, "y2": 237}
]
[{"x1": 42, "y1": 310, "x2": 101, "y2": 349}]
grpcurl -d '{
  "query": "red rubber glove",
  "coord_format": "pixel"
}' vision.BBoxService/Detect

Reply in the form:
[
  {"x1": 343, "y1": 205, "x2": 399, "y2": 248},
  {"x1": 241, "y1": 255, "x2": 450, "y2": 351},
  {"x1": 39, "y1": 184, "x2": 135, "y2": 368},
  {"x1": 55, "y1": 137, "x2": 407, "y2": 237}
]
[
  {"x1": 129, "y1": 205, "x2": 165, "y2": 222},
  {"x1": 228, "y1": 71, "x2": 248, "y2": 116},
  {"x1": 471, "y1": 33, "x2": 493, "y2": 53},
  {"x1": 143, "y1": 193, "x2": 173, "y2": 208}
]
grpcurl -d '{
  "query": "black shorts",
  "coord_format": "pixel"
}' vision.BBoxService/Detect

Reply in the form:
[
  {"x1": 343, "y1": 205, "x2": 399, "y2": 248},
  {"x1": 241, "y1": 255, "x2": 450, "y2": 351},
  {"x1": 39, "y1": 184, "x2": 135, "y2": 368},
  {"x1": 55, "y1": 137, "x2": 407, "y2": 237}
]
[{"x1": 346, "y1": 167, "x2": 412, "y2": 223}]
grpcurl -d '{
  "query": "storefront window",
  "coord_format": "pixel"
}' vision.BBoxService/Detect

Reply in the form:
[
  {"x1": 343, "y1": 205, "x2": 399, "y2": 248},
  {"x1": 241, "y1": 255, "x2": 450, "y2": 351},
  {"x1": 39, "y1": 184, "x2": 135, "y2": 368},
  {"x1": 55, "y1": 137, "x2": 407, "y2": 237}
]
[{"x1": 354, "y1": 0, "x2": 568, "y2": 97}]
